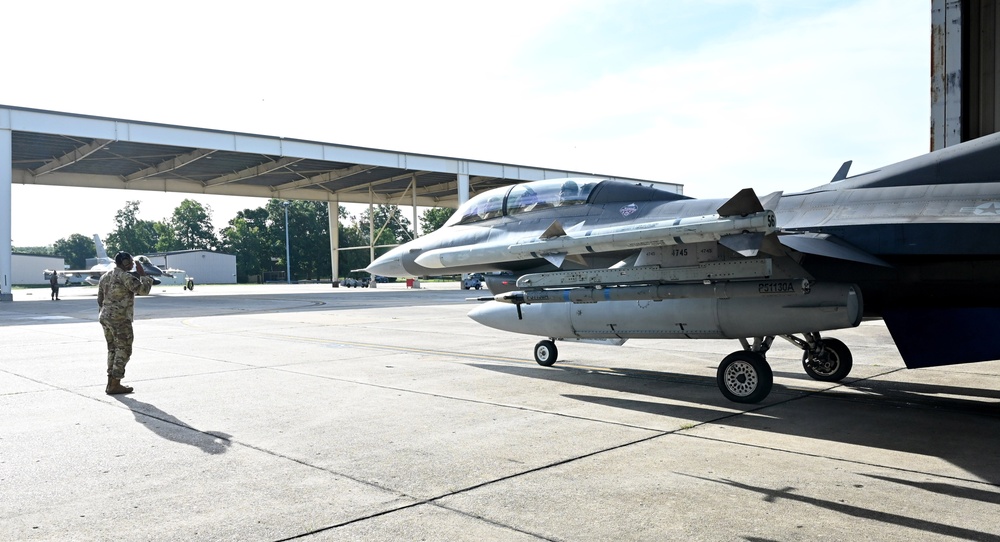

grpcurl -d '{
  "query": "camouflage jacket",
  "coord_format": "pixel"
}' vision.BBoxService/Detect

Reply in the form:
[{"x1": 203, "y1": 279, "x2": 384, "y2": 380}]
[{"x1": 97, "y1": 267, "x2": 153, "y2": 322}]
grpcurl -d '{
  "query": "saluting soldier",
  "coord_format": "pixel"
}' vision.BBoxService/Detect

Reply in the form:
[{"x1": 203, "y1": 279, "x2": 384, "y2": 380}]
[{"x1": 98, "y1": 251, "x2": 153, "y2": 394}]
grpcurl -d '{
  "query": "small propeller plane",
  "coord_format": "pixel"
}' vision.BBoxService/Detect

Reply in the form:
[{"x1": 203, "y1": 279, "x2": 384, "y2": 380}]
[{"x1": 367, "y1": 133, "x2": 1000, "y2": 403}]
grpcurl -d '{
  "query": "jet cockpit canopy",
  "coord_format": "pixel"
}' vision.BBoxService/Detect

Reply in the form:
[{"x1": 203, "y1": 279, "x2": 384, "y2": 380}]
[{"x1": 446, "y1": 178, "x2": 603, "y2": 227}]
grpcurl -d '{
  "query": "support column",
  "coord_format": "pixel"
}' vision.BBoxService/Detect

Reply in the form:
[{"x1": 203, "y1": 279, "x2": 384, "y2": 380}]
[
  {"x1": 0, "y1": 128, "x2": 12, "y2": 302},
  {"x1": 931, "y1": 0, "x2": 965, "y2": 149},
  {"x1": 368, "y1": 188, "x2": 375, "y2": 273},
  {"x1": 327, "y1": 198, "x2": 339, "y2": 285},
  {"x1": 411, "y1": 173, "x2": 419, "y2": 238},
  {"x1": 457, "y1": 173, "x2": 469, "y2": 205}
]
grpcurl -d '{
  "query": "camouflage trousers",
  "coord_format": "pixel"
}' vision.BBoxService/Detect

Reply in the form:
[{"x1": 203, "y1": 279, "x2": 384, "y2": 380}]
[{"x1": 100, "y1": 317, "x2": 134, "y2": 379}]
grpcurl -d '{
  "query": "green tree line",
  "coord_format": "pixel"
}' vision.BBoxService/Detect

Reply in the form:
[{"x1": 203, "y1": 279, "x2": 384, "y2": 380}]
[{"x1": 16, "y1": 198, "x2": 456, "y2": 283}]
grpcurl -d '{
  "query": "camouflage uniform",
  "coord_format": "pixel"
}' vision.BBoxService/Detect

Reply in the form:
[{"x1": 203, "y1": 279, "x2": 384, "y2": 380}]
[{"x1": 98, "y1": 267, "x2": 153, "y2": 379}]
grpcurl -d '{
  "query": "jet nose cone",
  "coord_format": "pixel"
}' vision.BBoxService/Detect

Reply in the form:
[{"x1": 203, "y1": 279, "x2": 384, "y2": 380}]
[{"x1": 366, "y1": 250, "x2": 407, "y2": 277}]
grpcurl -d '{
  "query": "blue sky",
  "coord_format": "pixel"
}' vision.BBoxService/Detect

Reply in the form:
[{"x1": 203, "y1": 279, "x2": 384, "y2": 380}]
[{"x1": 3, "y1": 0, "x2": 929, "y2": 246}]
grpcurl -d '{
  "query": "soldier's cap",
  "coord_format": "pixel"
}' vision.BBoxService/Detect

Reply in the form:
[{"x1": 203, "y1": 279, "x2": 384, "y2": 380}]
[{"x1": 114, "y1": 251, "x2": 133, "y2": 265}]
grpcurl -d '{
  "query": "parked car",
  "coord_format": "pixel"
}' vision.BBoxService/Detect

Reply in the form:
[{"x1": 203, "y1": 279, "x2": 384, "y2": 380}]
[{"x1": 462, "y1": 273, "x2": 484, "y2": 290}]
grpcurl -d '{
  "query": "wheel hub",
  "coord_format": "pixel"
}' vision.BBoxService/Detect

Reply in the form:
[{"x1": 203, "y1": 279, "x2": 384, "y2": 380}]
[
  {"x1": 723, "y1": 361, "x2": 758, "y2": 397},
  {"x1": 807, "y1": 353, "x2": 838, "y2": 376}
]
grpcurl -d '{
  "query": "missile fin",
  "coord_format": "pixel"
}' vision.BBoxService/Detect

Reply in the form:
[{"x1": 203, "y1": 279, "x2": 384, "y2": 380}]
[
  {"x1": 565, "y1": 254, "x2": 588, "y2": 266},
  {"x1": 717, "y1": 188, "x2": 764, "y2": 217},
  {"x1": 540, "y1": 220, "x2": 568, "y2": 239},
  {"x1": 543, "y1": 254, "x2": 567, "y2": 267},
  {"x1": 719, "y1": 232, "x2": 765, "y2": 257}
]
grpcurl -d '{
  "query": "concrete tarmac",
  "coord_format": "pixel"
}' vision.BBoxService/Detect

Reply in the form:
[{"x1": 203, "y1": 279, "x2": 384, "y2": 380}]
[{"x1": 2, "y1": 282, "x2": 999, "y2": 541}]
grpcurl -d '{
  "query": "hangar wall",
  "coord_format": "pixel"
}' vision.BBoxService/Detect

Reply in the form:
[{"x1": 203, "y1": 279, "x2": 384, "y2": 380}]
[
  {"x1": 148, "y1": 250, "x2": 237, "y2": 285},
  {"x1": 932, "y1": 0, "x2": 1000, "y2": 149},
  {"x1": 12, "y1": 254, "x2": 63, "y2": 286}
]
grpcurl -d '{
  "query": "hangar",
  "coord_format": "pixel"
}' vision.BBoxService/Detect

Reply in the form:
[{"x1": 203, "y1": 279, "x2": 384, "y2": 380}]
[{"x1": 0, "y1": 105, "x2": 676, "y2": 301}]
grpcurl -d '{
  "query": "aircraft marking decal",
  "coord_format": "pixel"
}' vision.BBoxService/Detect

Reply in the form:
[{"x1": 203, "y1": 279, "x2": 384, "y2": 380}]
[{"x1": 959, "y1": 202, "x2": 1000, "y2": 214}]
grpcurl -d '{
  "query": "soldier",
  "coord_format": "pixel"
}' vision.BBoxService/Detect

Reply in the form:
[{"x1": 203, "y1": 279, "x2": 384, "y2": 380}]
[
  {"x1": 98, "y1": 251, "x2": 153, "y2": 394},
  {"x1": 49, "y1": 270, "x2": 60, "y2": 300}
]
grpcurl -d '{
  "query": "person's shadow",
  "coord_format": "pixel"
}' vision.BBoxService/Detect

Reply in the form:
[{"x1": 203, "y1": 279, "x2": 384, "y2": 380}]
[{"x1": 113, "y1": 396, "x2": 232, "y2": 455}]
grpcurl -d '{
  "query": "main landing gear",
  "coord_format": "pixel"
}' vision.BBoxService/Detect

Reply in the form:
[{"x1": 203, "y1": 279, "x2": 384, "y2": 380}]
[
  {"x1": 718, "y1": 332, "x2": 853, "y2": 403},
  {"x1": 531, "y1": 332, "x2": 853, "y2": 404}
]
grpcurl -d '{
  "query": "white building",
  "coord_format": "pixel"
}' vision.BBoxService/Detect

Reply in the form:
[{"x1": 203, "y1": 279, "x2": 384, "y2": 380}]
[
  {"x1": 146, "y1": 250, "x2": 236, "y2": 284},
  {"x1": 13, "y1": 254, "x2": 64, "y2": 286}
]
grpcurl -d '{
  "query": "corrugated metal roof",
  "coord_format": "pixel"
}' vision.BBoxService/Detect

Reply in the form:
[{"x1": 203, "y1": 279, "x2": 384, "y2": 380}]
[{"x1": 3, "y1": 105, "x2": 680, "y2": 208}]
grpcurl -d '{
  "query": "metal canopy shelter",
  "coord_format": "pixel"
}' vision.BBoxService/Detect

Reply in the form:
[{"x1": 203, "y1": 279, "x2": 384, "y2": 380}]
[{"x1": 0, "y1": 105, "x2": 678, "y2": 301}]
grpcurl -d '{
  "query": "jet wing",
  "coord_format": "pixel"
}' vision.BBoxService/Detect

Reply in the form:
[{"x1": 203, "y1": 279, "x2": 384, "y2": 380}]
[
  {"x1": 778, "y1": 233, "x2": 892, "y2": 267},
  {"x1": 49, "y1": 269, "x2": 105, "y2": 284}
]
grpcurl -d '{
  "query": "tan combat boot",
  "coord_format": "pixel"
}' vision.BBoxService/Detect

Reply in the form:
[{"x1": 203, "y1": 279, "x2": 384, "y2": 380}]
[{"x1": 106, "y1": 377, "x2": 134, "y2": 395}]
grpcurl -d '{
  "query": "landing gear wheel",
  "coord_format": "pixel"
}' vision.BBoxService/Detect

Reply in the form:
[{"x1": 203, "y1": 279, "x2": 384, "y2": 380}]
[
  {"x1": 717, "y1": 351, "x2": 773, "y2": 404},
  {"x1": 802, "y1": 338, "x2": 852, "y2": 382},
  {"x1": 534, "y1": 340, "x2": 558, "y2": 367}
]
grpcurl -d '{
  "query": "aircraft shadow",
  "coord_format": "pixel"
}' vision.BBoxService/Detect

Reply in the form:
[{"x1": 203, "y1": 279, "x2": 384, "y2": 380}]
[
  {"x1": 113, "y1": 396, "x2": 232, "y2": 455},
  {"x1": 679, "y1": 473, "x2": 1000, "y2": 542},
  {"x1": 6, "y1": 289, "x2": 473, "y2": 324},
  {"x1": 469, "y1": 362, "x2": 1000, "y2": 486}
]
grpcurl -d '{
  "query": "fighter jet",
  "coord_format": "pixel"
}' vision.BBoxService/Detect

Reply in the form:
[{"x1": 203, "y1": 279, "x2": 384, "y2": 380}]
[
  {"x1": 366, "y1": 133, "x2": 1000, "y2": 403},
  {"x1": 45, "y1": 235, "x2": 185, "y2": 287}
]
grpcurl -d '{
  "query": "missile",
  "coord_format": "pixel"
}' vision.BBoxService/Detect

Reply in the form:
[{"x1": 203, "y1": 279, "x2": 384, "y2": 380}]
[{"x1": 414, "y1": 210, "x2": 777, "y2": 269}]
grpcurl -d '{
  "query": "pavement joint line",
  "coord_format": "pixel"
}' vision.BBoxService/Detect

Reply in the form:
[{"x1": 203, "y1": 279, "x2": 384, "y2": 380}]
[
  {"x1": 678, "y1": 431, "x2": 1000, "y2": 490},
  {"x1": 3, "y1": 362, "x2": 661, "y2": 540},
  {"x1": 269, "y1": 364, "x2": 674, "y2": 434},
  {"x1": 274, "y1": 429, "x2": 675, "y2": 542},
  {"x1": 671, "y1": 472, "x2": 1000, "y2": 542}
]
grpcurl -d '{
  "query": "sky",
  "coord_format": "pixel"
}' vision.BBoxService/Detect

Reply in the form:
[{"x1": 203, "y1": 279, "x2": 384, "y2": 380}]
[{"x1": 3, "y1": 0, "x2": 930, "y2": 247}]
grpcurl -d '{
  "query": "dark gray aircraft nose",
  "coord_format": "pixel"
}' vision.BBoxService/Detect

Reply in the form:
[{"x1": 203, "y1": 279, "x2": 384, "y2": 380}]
[{"x1": 366, "y1": 247, "x2": 408, "y2": 277}]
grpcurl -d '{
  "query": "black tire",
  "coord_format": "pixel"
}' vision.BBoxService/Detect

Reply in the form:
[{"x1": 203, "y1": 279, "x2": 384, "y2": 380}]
[
  {"x1": 717, "y1": 351, "x2": 773, "y2": 403},
  {"x1": 802, "y1": 338, "x2": 853, "y2": 382},
  {"x1": 534, "y1": 340, "x2": 558, "y2": 366}
]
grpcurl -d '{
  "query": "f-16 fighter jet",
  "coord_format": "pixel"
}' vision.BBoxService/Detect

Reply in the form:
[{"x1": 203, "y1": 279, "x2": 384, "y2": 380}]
[{"x1": 367, "y1": 133, "x2": 1000, "y2": 403}]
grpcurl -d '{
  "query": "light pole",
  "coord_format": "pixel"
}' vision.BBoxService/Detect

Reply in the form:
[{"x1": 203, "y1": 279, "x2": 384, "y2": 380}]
[{"x1": 283, "y1": 201, "x2": 291, "y2": 284}]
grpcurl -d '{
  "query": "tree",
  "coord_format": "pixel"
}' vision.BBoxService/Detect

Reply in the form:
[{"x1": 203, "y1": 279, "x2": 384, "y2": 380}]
[
  {"x1": 106, "y1": 201, "x2": 158, "y2": 255},
  {"x1": 170, "y1": 199, "x2": 218, "y2": 250},
  {"x1": 337, "y1": 214, "x2": 371, "y2": 279},
  {"x1": 420, "y1": 207, "x2": 455, "y2": 235},
  {"x1": 221, "y1": 207, "x2": 275, "y2": 283},
  {"x1": 357, "y1": 204, "x2": 413, "y2": 247},
  {"x1": 52, "y1": 234, "x2": 95, "y2": 269},
  {"x1": 153, "y1": 221, "x2": 182, "y2": 252},
  {"x1": 266, "y1": 199, "x2": 332, "y2": 281}
]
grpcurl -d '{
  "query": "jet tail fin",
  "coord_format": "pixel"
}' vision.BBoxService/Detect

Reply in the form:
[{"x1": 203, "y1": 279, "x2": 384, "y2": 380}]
[
  {"x1": 717, "y1": 188, "x2": 764, "y2": 217},
  {"x1": 93, "y1": 234, "x2": 109, "y2": 260}
]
